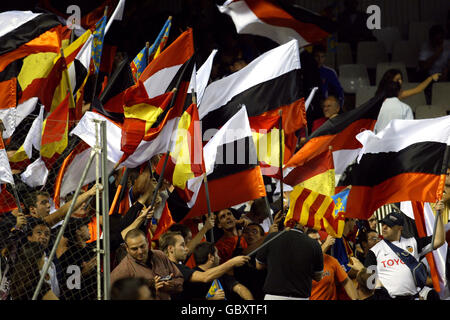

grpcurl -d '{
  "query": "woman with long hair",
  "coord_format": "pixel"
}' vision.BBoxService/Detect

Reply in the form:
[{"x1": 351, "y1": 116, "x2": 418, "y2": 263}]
[
  {"x1": 9, "y1": 242, "x2": 58, "y2": 300},
  {"x1": 375, "y1": 69, "x2": 440, "y2": 98}
]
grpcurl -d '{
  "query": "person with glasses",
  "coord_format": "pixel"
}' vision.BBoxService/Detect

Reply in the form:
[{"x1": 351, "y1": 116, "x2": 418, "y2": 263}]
[{"x1": 368, "y1": 214, "x2": 378, "y2": 232}]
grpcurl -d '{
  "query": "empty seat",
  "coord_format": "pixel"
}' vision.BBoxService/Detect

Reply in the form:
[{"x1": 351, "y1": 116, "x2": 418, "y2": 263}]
[
  {"x1": 409, "y1": 21, "x2": 434, "y2": 47},
  {"x1": 392, "y1": 40, "x2": 419, "y2": 68},
  {"x1": 356, "y1": 86, "x2": 377, "y2": 107},
  {"x1": 415, "y1": 105, "x2": 448, "y2": 119},
  {"x1": 336, "y1": 42, "x2": 353, "y2": 67},
  {"x1": 338, "y1": 64, "x2": 370, "y2": 94},
  {"x1": 376, "y1": 62, "x2": 409, "y2": 86},
  {"x1": 400, "y1": 82, "x2": 427, "y2": 113},
  {"x1": 325, "y1": 49, "x2": 336, "y2": 70},
  {"x1": 372, "y1": 27, "x2": 401, "y2": 54},
  {"x1": 432, "y1": 82, "x2": 450, "y2": 107},
  {"x1": 357, "y1": 41, "x2": 388, "y2": 69}
]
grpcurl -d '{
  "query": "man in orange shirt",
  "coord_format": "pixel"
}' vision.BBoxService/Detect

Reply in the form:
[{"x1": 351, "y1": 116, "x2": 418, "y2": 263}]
[{"x1": 307, "y1": 229, "x2": 359, "y2": 300}]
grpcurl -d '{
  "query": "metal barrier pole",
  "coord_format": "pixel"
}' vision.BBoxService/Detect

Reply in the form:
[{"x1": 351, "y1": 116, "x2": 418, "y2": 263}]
[
  {"x1": 94, "y1": 120, "x2": 102, "y2": 300},
  {"x1": 100, "y1": 121, "x2": 111, "y2": 299},
  {"x1": 32, "y1": 149, "x2": 97, "y2": 300}
]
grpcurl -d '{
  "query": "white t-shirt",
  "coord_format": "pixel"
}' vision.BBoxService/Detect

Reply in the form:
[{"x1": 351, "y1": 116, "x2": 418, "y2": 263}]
[
  {"x1": 365, "y1": 236, "x2": 433, "y2": 297},
  {"x1": 374, "y1": 97, "x2": 414, "y2": 134},
  {"x1": 418, "y1": 40, "x2": 450, "y2": 75}
]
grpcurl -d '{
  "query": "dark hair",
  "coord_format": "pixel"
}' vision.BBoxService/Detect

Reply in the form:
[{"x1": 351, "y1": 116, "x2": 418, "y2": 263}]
[
  {"x1": 111, "y1": 277, "x2": 156, "y2": 300},
  {"x1": 305, "y1": 228, "x2": 319, "y2": 235},
  {"x1": 26, "y1": 217, "x2": 50, "y2": 237},
  {"x1": 429, "y1": 24, "x2": 445, "y2": 40},
  {"x1": 159, "y1": 231, "x2": 183, "y2": 253},
  {"x1": 24, "y1": 190, "x2": 50, "y2": 210},
  {"x1": 193, "y1": 242, "x2": 216, "y2": 265},
  {"x1": 375, "y1": 69, "x2": 402, "y2": 96},
  {"x1": 124, "y1": 228, "x2": 146, "y2": 244},
  {"x1": 63, "y1": 217, "x2": 91, "y2": 245},
  {"x1": 244, "y1": 223, "x2": 265, "y2": 237},
  {"x1": 312, "y1": 44, "x2": 327, "y2": 55},
  {"x1": 9, "y1": 242, "x2": 46, "y2": 300},
  {"x1": 168, "y1": 223, "x2": 191, "y2": 240}
]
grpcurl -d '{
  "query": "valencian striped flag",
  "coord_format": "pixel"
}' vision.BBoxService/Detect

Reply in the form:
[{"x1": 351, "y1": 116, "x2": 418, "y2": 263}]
[
  {"x1": 92, "y1": 16, "x2": 107, "y2": 73},
  {"x1": 130, "y1": 16, "x2": 172, "y2": 81},
  {"x1": 285, "y1": 186, "x2": 347, "y2": 238}
]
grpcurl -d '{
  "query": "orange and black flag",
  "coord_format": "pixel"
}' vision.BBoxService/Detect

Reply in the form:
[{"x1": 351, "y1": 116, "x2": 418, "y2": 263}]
[
  {"x1": 337, "y1": 116, "x2": 450, "y2": 220},
  {"x1": 285, "y1": 94, "x2": 386, "y2": 170}
]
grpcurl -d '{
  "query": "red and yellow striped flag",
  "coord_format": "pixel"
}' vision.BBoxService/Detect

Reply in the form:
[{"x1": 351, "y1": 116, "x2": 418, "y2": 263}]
[{"x1": 285, "y1": 186, "x2": 345, "y2": 238}]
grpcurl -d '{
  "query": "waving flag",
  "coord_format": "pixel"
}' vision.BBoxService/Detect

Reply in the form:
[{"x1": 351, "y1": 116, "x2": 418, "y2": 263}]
[
  {"x1": 218, "y1": 0, "x2": 335, "y2": 47},
  {"x1": 284, "y1": 185, "x2": 346, "y2": 238},
  {"x1": 92, "y1": 16, "x2": 107, "y2": 73},
  {"x1": 340, "y1": 116, "x2": 450, "y2": 219},
  {"x1": 130, "y1": 16, "x2": 172, "y2": 81}
]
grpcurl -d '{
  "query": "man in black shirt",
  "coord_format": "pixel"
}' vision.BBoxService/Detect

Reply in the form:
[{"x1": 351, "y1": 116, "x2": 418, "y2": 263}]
[
  {"x1": 159, "y1": 231, "x2": 252, "y2": 300},
  {"x1": 255, "y1": 225, "x2": 324, "y2": 300}
]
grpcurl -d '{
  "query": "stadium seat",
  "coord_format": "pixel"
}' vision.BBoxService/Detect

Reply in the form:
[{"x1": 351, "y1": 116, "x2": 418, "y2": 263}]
[
  {"x1": 357, "y1": 41, "x2": 388, "y2": 69},
  {"x1": 338, "y1": 64, "x2": 370, "y2": 94},
  {"x1": 400, "y1": 82, "x2": 427, "y2": 113},
  {"x1": 431, "y1": 82, "x2": 450, "y2": 108},
  {"x1": 392, "y1": 40, "x2": 419, "y2": 68},
  {"x1": 414, "y1": 105, "x2": 448, "y2": 119},
  {"x1": 372, "y1": 27, "x2": 401, "y2": 55},
  {"x1": 376, "y1": 62, "x2": 409, "y2": 86},
  {"x1": 355, "y1": 86, "x2": 377, "y2": 107},
  {"x1": 408, "y1": 21, "x2": 434, "y2": 48},
  {"x1": 336, "y1": 42, "x2": 353, "y2": 67}
]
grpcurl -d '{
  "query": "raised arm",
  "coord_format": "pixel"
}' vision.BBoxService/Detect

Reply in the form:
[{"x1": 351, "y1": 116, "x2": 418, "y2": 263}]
[
  {"x1": 400, "y1": 73, "x2": 440, "y2": 99},
  {"x1": 186, "y1": 214, "x2": 215, "y2": 255},
  {"x1": 190, "y1": 256, "x2": 250, "y2": 283},
  {"x1": 44, "y1": 185, "x2": 97, "y2": 227}
]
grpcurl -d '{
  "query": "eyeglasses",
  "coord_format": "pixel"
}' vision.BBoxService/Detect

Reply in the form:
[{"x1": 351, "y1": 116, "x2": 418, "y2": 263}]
[
  {"x1": 368, "y1": 237, "x2": 380, "y2": 241},
  {"x1": 368, "y1": 218, "x2": 377, "y2": 222},
  {"x1": 243, "y1": 229, "x2": 259, "y2": 235}
]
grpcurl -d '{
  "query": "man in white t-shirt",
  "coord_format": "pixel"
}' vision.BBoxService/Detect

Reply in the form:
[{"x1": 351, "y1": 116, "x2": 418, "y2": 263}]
[
  {"x1": 374, "y1": 81, "x2": 413, "y2": 134},
  {"x1": 363, "y1": 212, "x2": 446, "y2": 300}
]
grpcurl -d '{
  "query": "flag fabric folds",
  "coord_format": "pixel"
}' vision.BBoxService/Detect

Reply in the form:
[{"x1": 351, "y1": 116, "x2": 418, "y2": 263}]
[
  {"x1": 218, "y1": 0, "x2": 335, "y2": 47},
  {"x1": 284, "y1": 186, "x2": 347, "y2": 238},
  {"x1": 130, "y1": 16, "x2": 172, "y2": 81},
  {"x1": 167, "y1": 106, "x2": 266, "y2": 223},
  {"x1": 140, "y1": 28, "x2": 194, "y2": 99},
  {"x1": 340, "y1": 116, "x2": 450, "y2": 220},
  {"x1": 92, "y1": 16, "x2": 107, "y2": 74}
]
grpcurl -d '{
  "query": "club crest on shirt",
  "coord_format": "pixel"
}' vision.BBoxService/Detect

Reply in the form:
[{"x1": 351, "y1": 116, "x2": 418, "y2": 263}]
[{"x1": 406, "y1": 246, "x2": 413, "y2": 253}]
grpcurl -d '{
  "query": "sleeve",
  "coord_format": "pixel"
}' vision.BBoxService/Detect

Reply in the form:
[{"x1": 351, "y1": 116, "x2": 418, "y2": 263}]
[
  {"x1": 110, "y1": 260, "x2": 131, "y2": 285},
  {"x1": 176, "y1": 263, "x2": 195, "y2": 282},
  {"x1": 331, "y1": 256, "x2": 348, "y2": 283},
  {"x1": 220, "y1": 273, "x2": 239, "y2": 292},
  {"x1": 364, "y1": 250, "x2": 377, "y2": 268},
  {"x1": 416, "y1": 236, "x2": 433, "y2": 256}
]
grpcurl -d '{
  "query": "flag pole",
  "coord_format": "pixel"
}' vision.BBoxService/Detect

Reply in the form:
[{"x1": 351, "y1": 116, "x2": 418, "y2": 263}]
[
  {"x1": 279, "y1": 109, "x2": 284, "y2": 218},
  {"x1": 192, "y1": 89, "x2": 214, "y2": 243},
  {"x1": 90, "y1": 6, "x2": 108, "y2": 105},
  {"x1": 60, "y1": 48, "x2": 77, "y2": 110},
  {"x1": 108, "y1": 167, "x2": 129, "y2": 215},
  {"x1": 146, "y1": 41, "x2": 150, "y2": 66},
  {"x1": 431, "y1": 145, "x2": 450, "y2": 250}
]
